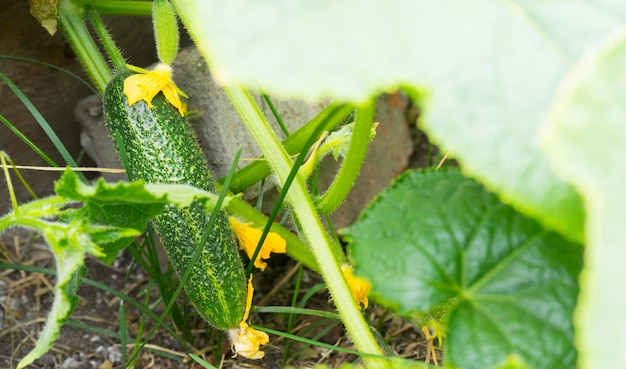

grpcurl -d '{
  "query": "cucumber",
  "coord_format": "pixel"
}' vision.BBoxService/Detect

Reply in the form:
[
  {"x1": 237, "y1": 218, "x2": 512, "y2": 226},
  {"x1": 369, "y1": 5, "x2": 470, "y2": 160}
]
[{"x1": 103, "y1": 71, "x2": 246, "y2": 330}]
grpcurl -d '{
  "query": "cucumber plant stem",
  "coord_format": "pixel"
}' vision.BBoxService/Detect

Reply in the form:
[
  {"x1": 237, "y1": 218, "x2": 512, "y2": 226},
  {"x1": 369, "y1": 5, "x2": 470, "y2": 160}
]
[
  {"x1": 314, "y1": 101, "x2": 375, "y2": 214},
  {"x1": 89, "y1": 1, "x2": 153, "y2": 16},
  {"x1": 57, "y1": 0, "x2": 111, "y2": 94},
  {"x1": 86, "y1": 7, "x2": 127, "y2": 71},
  {"x1": 223, "y1": 85, "x2": 389, "y2": 369}
]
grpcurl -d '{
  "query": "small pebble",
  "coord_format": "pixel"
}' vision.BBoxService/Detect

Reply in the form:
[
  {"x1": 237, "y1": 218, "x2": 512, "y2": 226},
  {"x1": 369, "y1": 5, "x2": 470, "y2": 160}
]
[
  {"x1": 107, "y1": 346, "x2": 123, "y2": 364},
  {"x1": 59, "y1": 357, "x2": 83, "y2": 369}
]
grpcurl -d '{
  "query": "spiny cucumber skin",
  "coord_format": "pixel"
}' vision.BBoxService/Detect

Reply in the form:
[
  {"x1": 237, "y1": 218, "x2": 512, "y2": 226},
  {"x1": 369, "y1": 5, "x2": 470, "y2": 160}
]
[{"x1": 103, "y1": 72, "x2": 246, "y2": 330}]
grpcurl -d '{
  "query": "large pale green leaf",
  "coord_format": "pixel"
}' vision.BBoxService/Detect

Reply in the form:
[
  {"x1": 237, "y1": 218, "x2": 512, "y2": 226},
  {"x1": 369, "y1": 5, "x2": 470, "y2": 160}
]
[
  {"x1": 343, "y1": 169, "x2": 583, "y2": 369},
  {"x1": 173, "y1": 0, "x2": 624, "y2": 242},
  {"x1": 541, "y1": 32, "x2": 626, "y2": 369}
]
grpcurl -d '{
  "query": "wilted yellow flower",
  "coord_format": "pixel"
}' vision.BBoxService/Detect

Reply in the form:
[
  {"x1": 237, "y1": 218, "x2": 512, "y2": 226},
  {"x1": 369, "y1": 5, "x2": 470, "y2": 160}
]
[
  {"x1": 229, "y1": 321, "x2": 269, "y2": 359},
  {"x1": 123, "y1": 63, "x2": 186, "y2": 116},
  {"x1": 229, "y1": 217, "x2": 287, "y2": 270},
  {"x1": 342, "y1": 264, "x2": 371, "y2": 309},
  {"x1": 243, "y1": 275, "x2": 254, "y2": 321},
  {"x1": 228, "y1": 276, "x2": 269, "y2": 359}
]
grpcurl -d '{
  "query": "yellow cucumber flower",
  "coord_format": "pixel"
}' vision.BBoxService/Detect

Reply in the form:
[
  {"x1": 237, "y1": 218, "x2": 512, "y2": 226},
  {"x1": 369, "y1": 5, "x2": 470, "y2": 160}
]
[
  {"x1": 229, "y1": 217, "x2": 287, "y2": 270},
  {"x1": 123, "y1": 63, "x2": 187, "y2": 116},
  {"x1": 342, "y1": 264, "x2": 371, "y2": 309},
  {"x1": 228, "y1": 276, "x2": 269, "y2": 359}
]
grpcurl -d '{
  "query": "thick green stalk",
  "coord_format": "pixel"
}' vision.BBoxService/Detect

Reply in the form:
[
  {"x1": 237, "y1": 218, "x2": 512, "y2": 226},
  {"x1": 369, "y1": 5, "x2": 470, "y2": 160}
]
[
  {"x1": 223, "y1": 85, "x2": 389, "y2": 369},
  {"x1": 57, "y1": 0, "x2": 111, "y2": 94},
  {"x1": 89, "y1": 1, "x2": 152, "y2": 16},
  {"x1": 86, "y1": 7, "x2": 127, "y2": 72}
]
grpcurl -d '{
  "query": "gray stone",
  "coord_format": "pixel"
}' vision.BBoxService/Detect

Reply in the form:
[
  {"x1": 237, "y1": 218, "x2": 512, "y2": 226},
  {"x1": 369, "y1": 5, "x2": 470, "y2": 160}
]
[{"x1": 59, "y1": 357, "x2": 84, "y2": 369}]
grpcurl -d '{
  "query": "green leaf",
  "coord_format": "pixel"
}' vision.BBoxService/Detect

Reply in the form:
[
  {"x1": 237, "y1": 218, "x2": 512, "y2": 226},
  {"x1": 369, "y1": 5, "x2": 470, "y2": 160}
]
[
  {"x1": 54, "y1": 169, "x2": 231, "y2": 263},
  {"x1": 172, "y1": 0, "x2": 625, "y2": 243},
  {"x1": 16, "y1": 221, "x2": 91, "y2": 369},
  {"x1": 487, "y1": 355, "x2": 534, "y2": 369},
  {"x1": 55, "y1": 168, "x2": 228, "y2": 210},
  {"x1": 343, "y1": 169, "x2": 583, "y2": 369},
  {"x1": 17, "y1": 266, "x2": 84, "y2": 369},
  {"x1": 541, "y1": 31, "x2": 626, "y2": 369},
  {"x1": 55, "y1": 170, "x2": 166, "y2": 262},
  {"x1": 5, "y1": 214, "x2": 138, "y2": 368}
]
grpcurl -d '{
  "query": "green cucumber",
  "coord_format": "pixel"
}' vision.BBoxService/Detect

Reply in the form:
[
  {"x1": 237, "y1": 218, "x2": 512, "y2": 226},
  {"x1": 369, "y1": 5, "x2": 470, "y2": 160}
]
[{"x1": 103, "y1": 71, "x2": 246, "y2": 330}]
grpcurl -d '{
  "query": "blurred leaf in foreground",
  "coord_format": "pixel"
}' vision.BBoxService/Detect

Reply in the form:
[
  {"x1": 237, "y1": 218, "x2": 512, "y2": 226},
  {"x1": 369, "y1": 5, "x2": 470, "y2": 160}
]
[
  {"x1": 174, "y1": 0, "x2": 624, "y2": 243},
  {"x1": 542, "y1": 31, "x2": 626, "y2": 369}
]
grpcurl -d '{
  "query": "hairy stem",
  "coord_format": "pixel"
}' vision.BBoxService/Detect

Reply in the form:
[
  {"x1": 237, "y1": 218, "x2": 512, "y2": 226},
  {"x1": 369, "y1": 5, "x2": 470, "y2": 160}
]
[
  {"x1": 57, "y1": 0, "x2": 111, "y2": 94},
  {"x1": 315, "y1": 101, "x2": 375, "y2": 214},
  {"x1": 223, "y1": 85, "x2": 389, "y2": 369},
  {"x1": 86, "y1": 7, "x2": 127, "y2": 72}
]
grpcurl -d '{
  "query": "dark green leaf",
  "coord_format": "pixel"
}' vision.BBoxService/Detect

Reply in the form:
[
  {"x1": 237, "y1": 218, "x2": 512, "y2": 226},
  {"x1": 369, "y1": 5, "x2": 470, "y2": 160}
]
[{"x1": 344, "y1": 169, "x2": 582, "y2": 369}]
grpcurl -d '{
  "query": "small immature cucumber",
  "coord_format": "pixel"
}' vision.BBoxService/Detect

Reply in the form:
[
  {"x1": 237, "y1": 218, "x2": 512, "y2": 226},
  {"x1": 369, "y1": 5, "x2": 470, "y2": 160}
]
[{"x1": 103, "y1": 71, "x2": 246, "y2": 330}]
